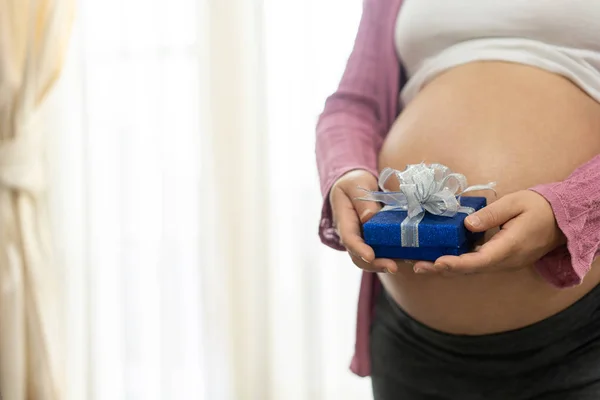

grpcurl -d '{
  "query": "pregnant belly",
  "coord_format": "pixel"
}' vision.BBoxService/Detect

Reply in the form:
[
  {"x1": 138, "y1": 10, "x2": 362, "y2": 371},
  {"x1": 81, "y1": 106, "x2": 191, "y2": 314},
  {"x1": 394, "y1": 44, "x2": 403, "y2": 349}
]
[{"x1": 378, "y1": 62, "x2": 600, "y2": 335}]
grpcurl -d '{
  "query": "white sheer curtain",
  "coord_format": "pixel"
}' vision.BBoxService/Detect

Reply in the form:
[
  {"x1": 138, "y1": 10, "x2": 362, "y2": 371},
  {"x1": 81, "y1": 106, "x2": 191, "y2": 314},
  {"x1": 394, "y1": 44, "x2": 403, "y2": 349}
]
[
  {"x1": 263, "y1": 1, "x2": 371, "y2": 399},
  {"x1": 49, "y1": 0, "x2": 372, "y2": 399}
]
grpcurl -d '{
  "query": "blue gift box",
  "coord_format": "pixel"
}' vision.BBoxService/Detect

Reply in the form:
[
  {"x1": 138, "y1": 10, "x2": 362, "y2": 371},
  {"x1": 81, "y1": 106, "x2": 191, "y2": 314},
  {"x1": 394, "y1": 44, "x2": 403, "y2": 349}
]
[{"x1": 363, "y1": 196, "x2": 487, "y2": 261}]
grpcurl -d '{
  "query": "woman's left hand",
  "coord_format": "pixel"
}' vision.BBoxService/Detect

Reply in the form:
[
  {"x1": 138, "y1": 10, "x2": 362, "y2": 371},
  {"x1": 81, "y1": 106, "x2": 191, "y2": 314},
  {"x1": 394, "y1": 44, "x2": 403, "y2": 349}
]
[{"x1": 413, "y1": 190, "x2": 567, "y2": 275}]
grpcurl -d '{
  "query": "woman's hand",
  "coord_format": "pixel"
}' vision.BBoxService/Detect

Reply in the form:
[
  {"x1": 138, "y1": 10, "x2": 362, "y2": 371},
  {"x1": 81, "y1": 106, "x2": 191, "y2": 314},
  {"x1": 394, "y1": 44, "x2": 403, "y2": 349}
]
[
  {"x1": 330, "y1": 169, "x2": 399, "y2": 274},
  {"x1": 413, "y1": 190, "x2": 566, "y2": 275}
]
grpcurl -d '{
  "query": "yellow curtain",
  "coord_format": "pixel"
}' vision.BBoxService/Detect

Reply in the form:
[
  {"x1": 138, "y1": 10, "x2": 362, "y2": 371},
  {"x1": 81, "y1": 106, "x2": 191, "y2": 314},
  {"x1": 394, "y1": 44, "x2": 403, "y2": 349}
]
[{"x1": 0, "y1": 0, "x2": 74, "y2": 398}]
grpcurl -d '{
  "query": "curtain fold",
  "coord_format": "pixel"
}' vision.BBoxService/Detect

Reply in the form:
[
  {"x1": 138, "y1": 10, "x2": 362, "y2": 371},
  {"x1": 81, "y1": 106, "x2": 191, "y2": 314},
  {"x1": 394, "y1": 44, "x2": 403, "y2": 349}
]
[
  {"x1": 0, "y1": 0, "x2": 74, "y2": 398},
  {"x1": 201, "y1": 0, "x2": 270, "y2": 398},
  {"x1": 202, "y1": 0, "x2": 373, "y2": 398}
]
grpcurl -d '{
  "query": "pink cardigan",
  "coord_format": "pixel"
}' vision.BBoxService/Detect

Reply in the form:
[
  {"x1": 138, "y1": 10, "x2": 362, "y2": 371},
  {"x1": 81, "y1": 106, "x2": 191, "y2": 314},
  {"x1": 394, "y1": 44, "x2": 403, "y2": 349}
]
[{"x1": 316, "y1": 0, "x2": 600, "y2": 377}]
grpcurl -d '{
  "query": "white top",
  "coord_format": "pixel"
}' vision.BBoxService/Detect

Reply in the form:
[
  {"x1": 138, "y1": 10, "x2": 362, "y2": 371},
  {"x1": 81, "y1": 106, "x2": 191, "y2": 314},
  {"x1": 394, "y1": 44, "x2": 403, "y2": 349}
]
[{"x1": 395, "y1": 0, "x2": 600, "y2": 105}]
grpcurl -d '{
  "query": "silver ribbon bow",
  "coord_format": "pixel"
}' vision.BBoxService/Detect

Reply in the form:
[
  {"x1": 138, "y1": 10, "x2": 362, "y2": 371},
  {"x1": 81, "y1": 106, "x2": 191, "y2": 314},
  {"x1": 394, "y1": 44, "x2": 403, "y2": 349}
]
[{"x1": 359, "y1": 163, "x2": 497, "y2": 247}]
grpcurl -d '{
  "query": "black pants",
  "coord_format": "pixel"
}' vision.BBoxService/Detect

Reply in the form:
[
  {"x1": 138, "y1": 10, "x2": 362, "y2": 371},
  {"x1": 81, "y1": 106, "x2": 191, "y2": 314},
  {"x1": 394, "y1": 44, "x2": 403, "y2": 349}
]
[{"x1": 370, "y1": 284, "x2": 600, "y2": 400}]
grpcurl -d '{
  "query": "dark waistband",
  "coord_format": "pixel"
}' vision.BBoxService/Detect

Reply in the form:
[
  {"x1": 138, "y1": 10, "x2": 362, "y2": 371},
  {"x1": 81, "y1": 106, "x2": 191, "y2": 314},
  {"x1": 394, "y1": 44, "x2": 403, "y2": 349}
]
[{"x1": 377, "y1": 282, "x2": 600, "y2": 357}]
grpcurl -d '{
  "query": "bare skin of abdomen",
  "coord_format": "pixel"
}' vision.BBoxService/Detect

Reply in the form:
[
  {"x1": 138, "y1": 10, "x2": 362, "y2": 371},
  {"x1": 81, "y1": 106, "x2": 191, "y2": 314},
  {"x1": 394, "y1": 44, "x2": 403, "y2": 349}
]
[{"x1": 378, "y1": 61, "x2": 600, "y2": 335}]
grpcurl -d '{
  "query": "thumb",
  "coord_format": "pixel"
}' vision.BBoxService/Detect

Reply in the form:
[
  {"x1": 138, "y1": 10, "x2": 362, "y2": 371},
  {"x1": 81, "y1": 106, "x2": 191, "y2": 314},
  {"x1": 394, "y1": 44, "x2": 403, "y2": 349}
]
[
  {"x1": 464, "y1": 195, "x2": 522, "y2": 232},
  {"x1": 353, "y1": 196, "x2": 382, "y2": 224},
  {"x1": 351, "y1": 181, "x2": 382, "y2": 224},
  {"x1": 333, "y1": 169, "x2": 382, "y2": 224}
]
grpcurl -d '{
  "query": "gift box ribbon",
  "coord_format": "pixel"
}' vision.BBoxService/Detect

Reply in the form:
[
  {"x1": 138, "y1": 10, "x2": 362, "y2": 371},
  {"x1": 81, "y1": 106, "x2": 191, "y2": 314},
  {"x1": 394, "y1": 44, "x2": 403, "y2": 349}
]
[{"x1": 358, "y1": 163, "x2": 496, "y2": 247}]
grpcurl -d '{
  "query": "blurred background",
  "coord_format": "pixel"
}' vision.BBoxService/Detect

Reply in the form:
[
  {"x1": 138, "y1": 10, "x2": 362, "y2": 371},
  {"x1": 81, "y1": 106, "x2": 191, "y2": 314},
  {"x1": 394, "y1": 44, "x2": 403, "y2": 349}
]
[{"x1": 0, "y1": 0, "x2": 373, "y2": 399}]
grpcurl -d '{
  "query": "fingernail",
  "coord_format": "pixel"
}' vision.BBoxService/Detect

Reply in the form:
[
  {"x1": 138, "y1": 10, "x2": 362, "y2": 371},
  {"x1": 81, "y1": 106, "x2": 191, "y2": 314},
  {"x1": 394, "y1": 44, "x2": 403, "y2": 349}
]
[
  {"x1": 466, "y1": 215, "x2": 481, "y2": 227},
  {"x1": 360, "y1": 209, "x2": 374, "y2": 222},
  {"x1": 360, "y1": 256, "x2": 371, "y2": 264},
  {"x1": 385, "y1": 268, "x2": 397, "y2": 275},
  {"x1": 414, "y1": 267, "x2": 428, "y2": 274}
]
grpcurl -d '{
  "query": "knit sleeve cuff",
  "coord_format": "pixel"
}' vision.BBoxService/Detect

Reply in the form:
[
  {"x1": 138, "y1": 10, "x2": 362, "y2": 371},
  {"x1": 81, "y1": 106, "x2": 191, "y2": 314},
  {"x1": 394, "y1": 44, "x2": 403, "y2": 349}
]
[{"x1": 529, "y1": 185, "x2": 596, "y2": 287}]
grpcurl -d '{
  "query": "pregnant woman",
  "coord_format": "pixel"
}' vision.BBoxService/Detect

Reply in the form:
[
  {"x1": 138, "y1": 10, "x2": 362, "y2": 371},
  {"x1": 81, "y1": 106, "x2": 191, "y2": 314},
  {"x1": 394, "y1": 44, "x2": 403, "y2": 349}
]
[{"x1": 316, "y1": 1, "x2": 600, "y2": 399}]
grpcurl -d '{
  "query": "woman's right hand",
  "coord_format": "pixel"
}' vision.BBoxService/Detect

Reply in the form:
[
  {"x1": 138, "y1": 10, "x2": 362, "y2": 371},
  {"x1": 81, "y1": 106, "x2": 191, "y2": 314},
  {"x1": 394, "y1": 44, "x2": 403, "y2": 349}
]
[{"x1": 330, "y1": 169, "x2": 398, "y2": 274}]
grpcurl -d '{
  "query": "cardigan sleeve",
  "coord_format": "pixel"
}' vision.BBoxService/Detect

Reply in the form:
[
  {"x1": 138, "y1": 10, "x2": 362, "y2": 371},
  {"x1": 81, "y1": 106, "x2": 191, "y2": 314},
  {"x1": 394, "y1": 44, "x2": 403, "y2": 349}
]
[
  {"x1": 530, "y1": 154, "x2": 600, "y2": 287},
  {"x1": 315, "y1": 0, "x2": 401, "y2": 250}
]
